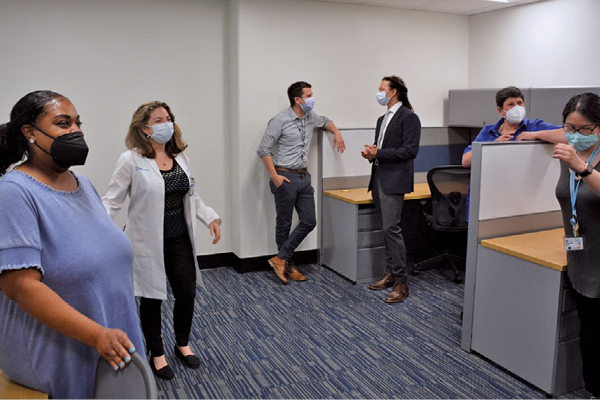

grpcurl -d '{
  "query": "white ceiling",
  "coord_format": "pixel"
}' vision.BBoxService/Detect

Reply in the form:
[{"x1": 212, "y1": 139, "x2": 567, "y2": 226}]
[{"x1": 309, "y1": 0, "x2": 548, "y2": 16}]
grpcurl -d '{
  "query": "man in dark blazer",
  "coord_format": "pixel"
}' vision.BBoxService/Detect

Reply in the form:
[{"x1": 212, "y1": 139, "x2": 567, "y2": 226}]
[{"x1": 362, "y1": 75, "x2": 421, "y2": 303}]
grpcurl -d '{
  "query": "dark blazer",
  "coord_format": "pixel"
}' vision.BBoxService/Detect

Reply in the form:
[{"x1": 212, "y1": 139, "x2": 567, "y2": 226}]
[{"x1": 368, "y1": 104, "x2": 421, "y2": 195}]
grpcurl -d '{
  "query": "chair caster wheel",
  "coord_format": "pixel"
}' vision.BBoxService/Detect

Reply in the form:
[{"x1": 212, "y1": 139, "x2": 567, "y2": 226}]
[{"x1": 412, "y1": 270, "x2": 420, "y2": 276}]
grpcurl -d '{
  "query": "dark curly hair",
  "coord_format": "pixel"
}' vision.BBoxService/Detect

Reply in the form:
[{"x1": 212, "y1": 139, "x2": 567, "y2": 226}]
[{"x1": 495, "y1": 86, "x2": 524, "y2": 108}]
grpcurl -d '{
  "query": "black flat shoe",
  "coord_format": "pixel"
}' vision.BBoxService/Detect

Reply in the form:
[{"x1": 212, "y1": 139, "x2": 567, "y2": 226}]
[
  {"x1": 149, "y1": 357, "x2": 175, "y2": 380},
  {"x1": 174, "y1": 345, "x2": 200, "y2": 369}
]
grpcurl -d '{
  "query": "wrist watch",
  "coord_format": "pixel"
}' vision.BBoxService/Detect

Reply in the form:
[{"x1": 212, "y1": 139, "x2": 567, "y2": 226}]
[{"x1": 576, "y1": 162, "x2": 594, "y2": 177}]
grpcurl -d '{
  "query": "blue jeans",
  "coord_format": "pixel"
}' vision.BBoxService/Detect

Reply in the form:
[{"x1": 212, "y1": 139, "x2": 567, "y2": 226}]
[{"x1": 269, "y1": 171, "x2": 317, "y2": 262}]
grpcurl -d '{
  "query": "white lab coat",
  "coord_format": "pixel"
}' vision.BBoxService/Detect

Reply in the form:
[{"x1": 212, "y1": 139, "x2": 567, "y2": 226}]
[{"x1": 102, "y1": 150, "x2": 221, "y2": 300}]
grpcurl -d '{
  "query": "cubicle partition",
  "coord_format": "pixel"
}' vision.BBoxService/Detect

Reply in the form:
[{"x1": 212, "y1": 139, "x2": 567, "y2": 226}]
[
  {"x1": 449, "y1": 86, "x2": 600, "y2": 128},
  {"x1": 529, "y1": 87, "x2": 600, "y2": 126},
  {"x1": 318, "y1": 128, "x2": 377, "y2": 281},
  {"x1": 461, "y1": 141, "x2": 583, "y2": 396}
]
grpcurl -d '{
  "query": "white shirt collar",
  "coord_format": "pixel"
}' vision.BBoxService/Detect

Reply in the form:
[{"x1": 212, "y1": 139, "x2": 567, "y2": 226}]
[{"x1": 388, "y1": 101, "x2": 402, "y2": 114}]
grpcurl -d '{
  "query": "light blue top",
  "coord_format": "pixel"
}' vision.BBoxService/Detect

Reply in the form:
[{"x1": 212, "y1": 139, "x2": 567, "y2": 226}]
[{"x1": 0, "y1": 170, "x2": 144, "y2": 399}]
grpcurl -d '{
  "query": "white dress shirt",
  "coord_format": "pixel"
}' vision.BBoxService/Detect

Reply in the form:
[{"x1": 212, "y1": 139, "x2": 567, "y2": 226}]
[{"x1": 378, "y1": 101, "x2": 403, "y2": 148}]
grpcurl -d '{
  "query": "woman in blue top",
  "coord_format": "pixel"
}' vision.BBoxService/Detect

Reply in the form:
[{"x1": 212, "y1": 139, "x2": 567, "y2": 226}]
[{"x1": 0, "y1": 91, "x2": 144, "y2": 399}]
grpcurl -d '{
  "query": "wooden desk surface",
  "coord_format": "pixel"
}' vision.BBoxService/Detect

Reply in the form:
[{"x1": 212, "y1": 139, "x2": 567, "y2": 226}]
[
  {"x1": 0, "y1": 369, "x2": 47, "y2": 399},
  {"x1": 481, "y1": 228, "x2": 567, "y2": 272},
  {"x1": 323, "y1": 183, "x2": 431, "y2": 205}
]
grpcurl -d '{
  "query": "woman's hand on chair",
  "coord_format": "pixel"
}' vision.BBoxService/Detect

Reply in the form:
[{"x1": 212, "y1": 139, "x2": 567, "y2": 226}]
[{"x1": 94, "y1": 327, "x2": 135, "y2": 371}]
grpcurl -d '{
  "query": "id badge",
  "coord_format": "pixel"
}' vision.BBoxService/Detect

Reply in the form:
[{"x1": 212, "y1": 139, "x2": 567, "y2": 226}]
[
  {"x1": 189, "y1": 176, "x2": 195, "y2": 197},
  {"x1": 565, "y1": 236, "x2": 584, "y2": 251}
]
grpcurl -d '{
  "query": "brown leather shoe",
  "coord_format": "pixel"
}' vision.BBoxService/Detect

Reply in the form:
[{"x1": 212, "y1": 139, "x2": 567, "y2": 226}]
[
  {"x1": 385, "y1": 282, "x2": 409, "y2": 303},
  {"x1": 368, "y1": 272, "x2": 395, "y2": 290},
  {"x1": 268, "y1": 256, "x2": 288, "y2": 284},
  {"x1": 287, "y1": 264, "x2": 306, "y2": 281}
]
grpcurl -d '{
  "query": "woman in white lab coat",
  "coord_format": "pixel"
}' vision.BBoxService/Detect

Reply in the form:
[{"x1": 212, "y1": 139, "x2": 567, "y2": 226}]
[{"x1": 102, "y1": 101, "x2": 221, "y2": 380}]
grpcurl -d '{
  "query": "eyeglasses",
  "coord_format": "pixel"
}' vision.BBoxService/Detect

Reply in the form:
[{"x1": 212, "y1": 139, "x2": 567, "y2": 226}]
[{"x1": 563, "y1": 125, "x2": 599, "y2": 135}]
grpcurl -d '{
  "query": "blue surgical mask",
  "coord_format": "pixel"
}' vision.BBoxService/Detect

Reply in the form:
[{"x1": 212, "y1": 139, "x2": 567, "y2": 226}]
[
  {"x1": 301, "y1": 97, "x2": 315, "y2": 112},
  {"x1": 146, "y1": 122, "x2": 174, "y2": 144},
  {"x1": 566, "y1": 132, "x2": 599, "y2": 152},
  {"x1": 376, "y1": 91, "x2": 390, "y2": 106}
]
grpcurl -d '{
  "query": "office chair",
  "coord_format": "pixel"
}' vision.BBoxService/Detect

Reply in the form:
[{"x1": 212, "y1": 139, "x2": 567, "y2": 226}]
[
  {"x1": 93, "y1": 351, "x2": 158, "y2": 399},
  {"x1": 412, "y1": 165, "x2": 470, "y2": 283}
]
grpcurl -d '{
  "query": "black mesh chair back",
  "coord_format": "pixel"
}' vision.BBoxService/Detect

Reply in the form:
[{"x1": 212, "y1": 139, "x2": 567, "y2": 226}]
[
  {"x1": 413, "y1": 165, "x2": 470, "y2": 283},
  {"x1": 93, "y1": 351, "x2": 157, "y2": 399},
  {"x1": 427, "y1": 166, "x2": 470, "y2": 232}
]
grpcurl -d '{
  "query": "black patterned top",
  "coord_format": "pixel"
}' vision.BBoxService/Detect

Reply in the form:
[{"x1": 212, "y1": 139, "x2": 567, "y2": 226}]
[{"x1": 160, "y1": 160, "x2": 190, "y2": 239}]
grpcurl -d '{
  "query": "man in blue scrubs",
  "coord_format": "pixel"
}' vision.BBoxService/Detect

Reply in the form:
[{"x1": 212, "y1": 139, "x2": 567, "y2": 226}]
[
  {"x1": 461, "y1": 86, "x2": 564, "y2": 220},
  {"x1": 462, "y1": 86, "x2": 564, "y2": 168}
]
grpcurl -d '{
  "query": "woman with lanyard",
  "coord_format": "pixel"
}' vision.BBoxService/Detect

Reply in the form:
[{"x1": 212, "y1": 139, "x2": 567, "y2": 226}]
[
  {"x1": 103, "y1": 101, "x2": 221, "y2": 380},
  {"x1": 554, "y1": 92, "x2": 600, "y2": 399}
]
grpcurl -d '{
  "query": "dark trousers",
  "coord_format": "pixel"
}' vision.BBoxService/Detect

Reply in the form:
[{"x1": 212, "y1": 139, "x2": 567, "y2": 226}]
[
  {"x1": 372, "y1": 170, "x2": 407, "y2": 283},
  {"x1": 269, "y1": 171, "x2": 317, "y2": 262},
  {"x1": 139, "y1": 233, "x2": 197, "y2": 357},
  {"x1": 573, "y1": 290, "x2": 600, "y2": 397}
]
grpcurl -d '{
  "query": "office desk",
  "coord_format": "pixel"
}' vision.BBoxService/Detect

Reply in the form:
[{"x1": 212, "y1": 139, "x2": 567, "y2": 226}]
[
  {"x1": 0, "y1": 369, "x2": 47, "y2": 399},
  {"x1": 321, "y1": 183, "x2": 431, "y2": 283},
  {"x1": 473, "y1": 228, "x2": 582, "y2": 396}
]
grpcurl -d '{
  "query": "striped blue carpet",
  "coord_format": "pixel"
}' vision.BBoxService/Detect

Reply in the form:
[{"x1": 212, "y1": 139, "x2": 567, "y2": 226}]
[{"x1": 152, "y1": 264, "x2": 588, "y2": 399}]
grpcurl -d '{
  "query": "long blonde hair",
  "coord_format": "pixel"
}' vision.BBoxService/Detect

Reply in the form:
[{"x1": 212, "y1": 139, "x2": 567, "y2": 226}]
[{"x1": 125, "y1": 101, "x2": 187, "y2": 158}]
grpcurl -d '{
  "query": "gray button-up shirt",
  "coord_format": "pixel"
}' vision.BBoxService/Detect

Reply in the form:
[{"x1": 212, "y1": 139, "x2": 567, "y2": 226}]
[{"x1": 256, "y1": 107, "x2": 330, "y2": 169}]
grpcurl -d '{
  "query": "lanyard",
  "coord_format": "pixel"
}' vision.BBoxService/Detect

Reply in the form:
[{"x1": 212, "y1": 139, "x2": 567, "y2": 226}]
[
  {"x1": 569, "y1": 143, "x2": 600, "y2": 236},
  {"x1": 289, "y1": 110, "x2": 306, "y2": 148}
]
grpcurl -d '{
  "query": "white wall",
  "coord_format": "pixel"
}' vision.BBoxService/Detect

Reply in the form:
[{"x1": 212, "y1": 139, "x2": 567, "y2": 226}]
[
  {"x1": 0, "y1": 0, "x2": 230, "y2": 255},
  {"x1": 7, "y1": 0, "x2": 534, "y2": 261},
  {"x1": 469, "y1": 0, "x2": 600, "y2": 88},
  {"x1": 231, "y1": 0, "x2": 469, "y2": 258}
]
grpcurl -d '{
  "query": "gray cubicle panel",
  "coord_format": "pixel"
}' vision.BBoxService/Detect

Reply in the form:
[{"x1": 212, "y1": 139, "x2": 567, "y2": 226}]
[
  {"x1": 448, "y1": 88, "x2": 532, "y2": 127},
  {"x1": 318, "y1": 129, "x2": 374, "y2": 266},
  {"x1": 528, "y1": 86, "x2": 600, "y2": 126},
  {"x1": 462, "y1": 141, "x2": 563, "y2": 352},
  {"x1": 461, "y1": 141, "x2": 580, "y2": 395},
  {"x1": 321, "y1": 128, "x2": 373, "y2": 190}
]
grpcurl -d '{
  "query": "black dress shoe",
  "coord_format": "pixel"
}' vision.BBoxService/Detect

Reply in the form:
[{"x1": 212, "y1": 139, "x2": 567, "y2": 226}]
[
  {"x1": 174, "y1": 345, "x2": 200, "y2": 369},
  {"x1": 149, "y1": 357, "x2": 175, "y2": 380}
]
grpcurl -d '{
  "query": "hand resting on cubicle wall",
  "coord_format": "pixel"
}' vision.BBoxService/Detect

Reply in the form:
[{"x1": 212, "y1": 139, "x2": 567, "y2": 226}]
[{"x1": 516, "y1": 128, "x2": 567, "y2": 143}]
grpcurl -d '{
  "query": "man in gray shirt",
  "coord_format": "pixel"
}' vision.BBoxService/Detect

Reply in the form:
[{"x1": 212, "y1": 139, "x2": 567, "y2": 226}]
[{"x1": 257, "y1": 81, "x2": 345, "y2": 284}]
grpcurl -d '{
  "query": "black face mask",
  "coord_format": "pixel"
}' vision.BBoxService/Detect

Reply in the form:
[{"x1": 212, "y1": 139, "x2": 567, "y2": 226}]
[{"x1": 32, "y1": 126, "x2": 89, "y2": 168}]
